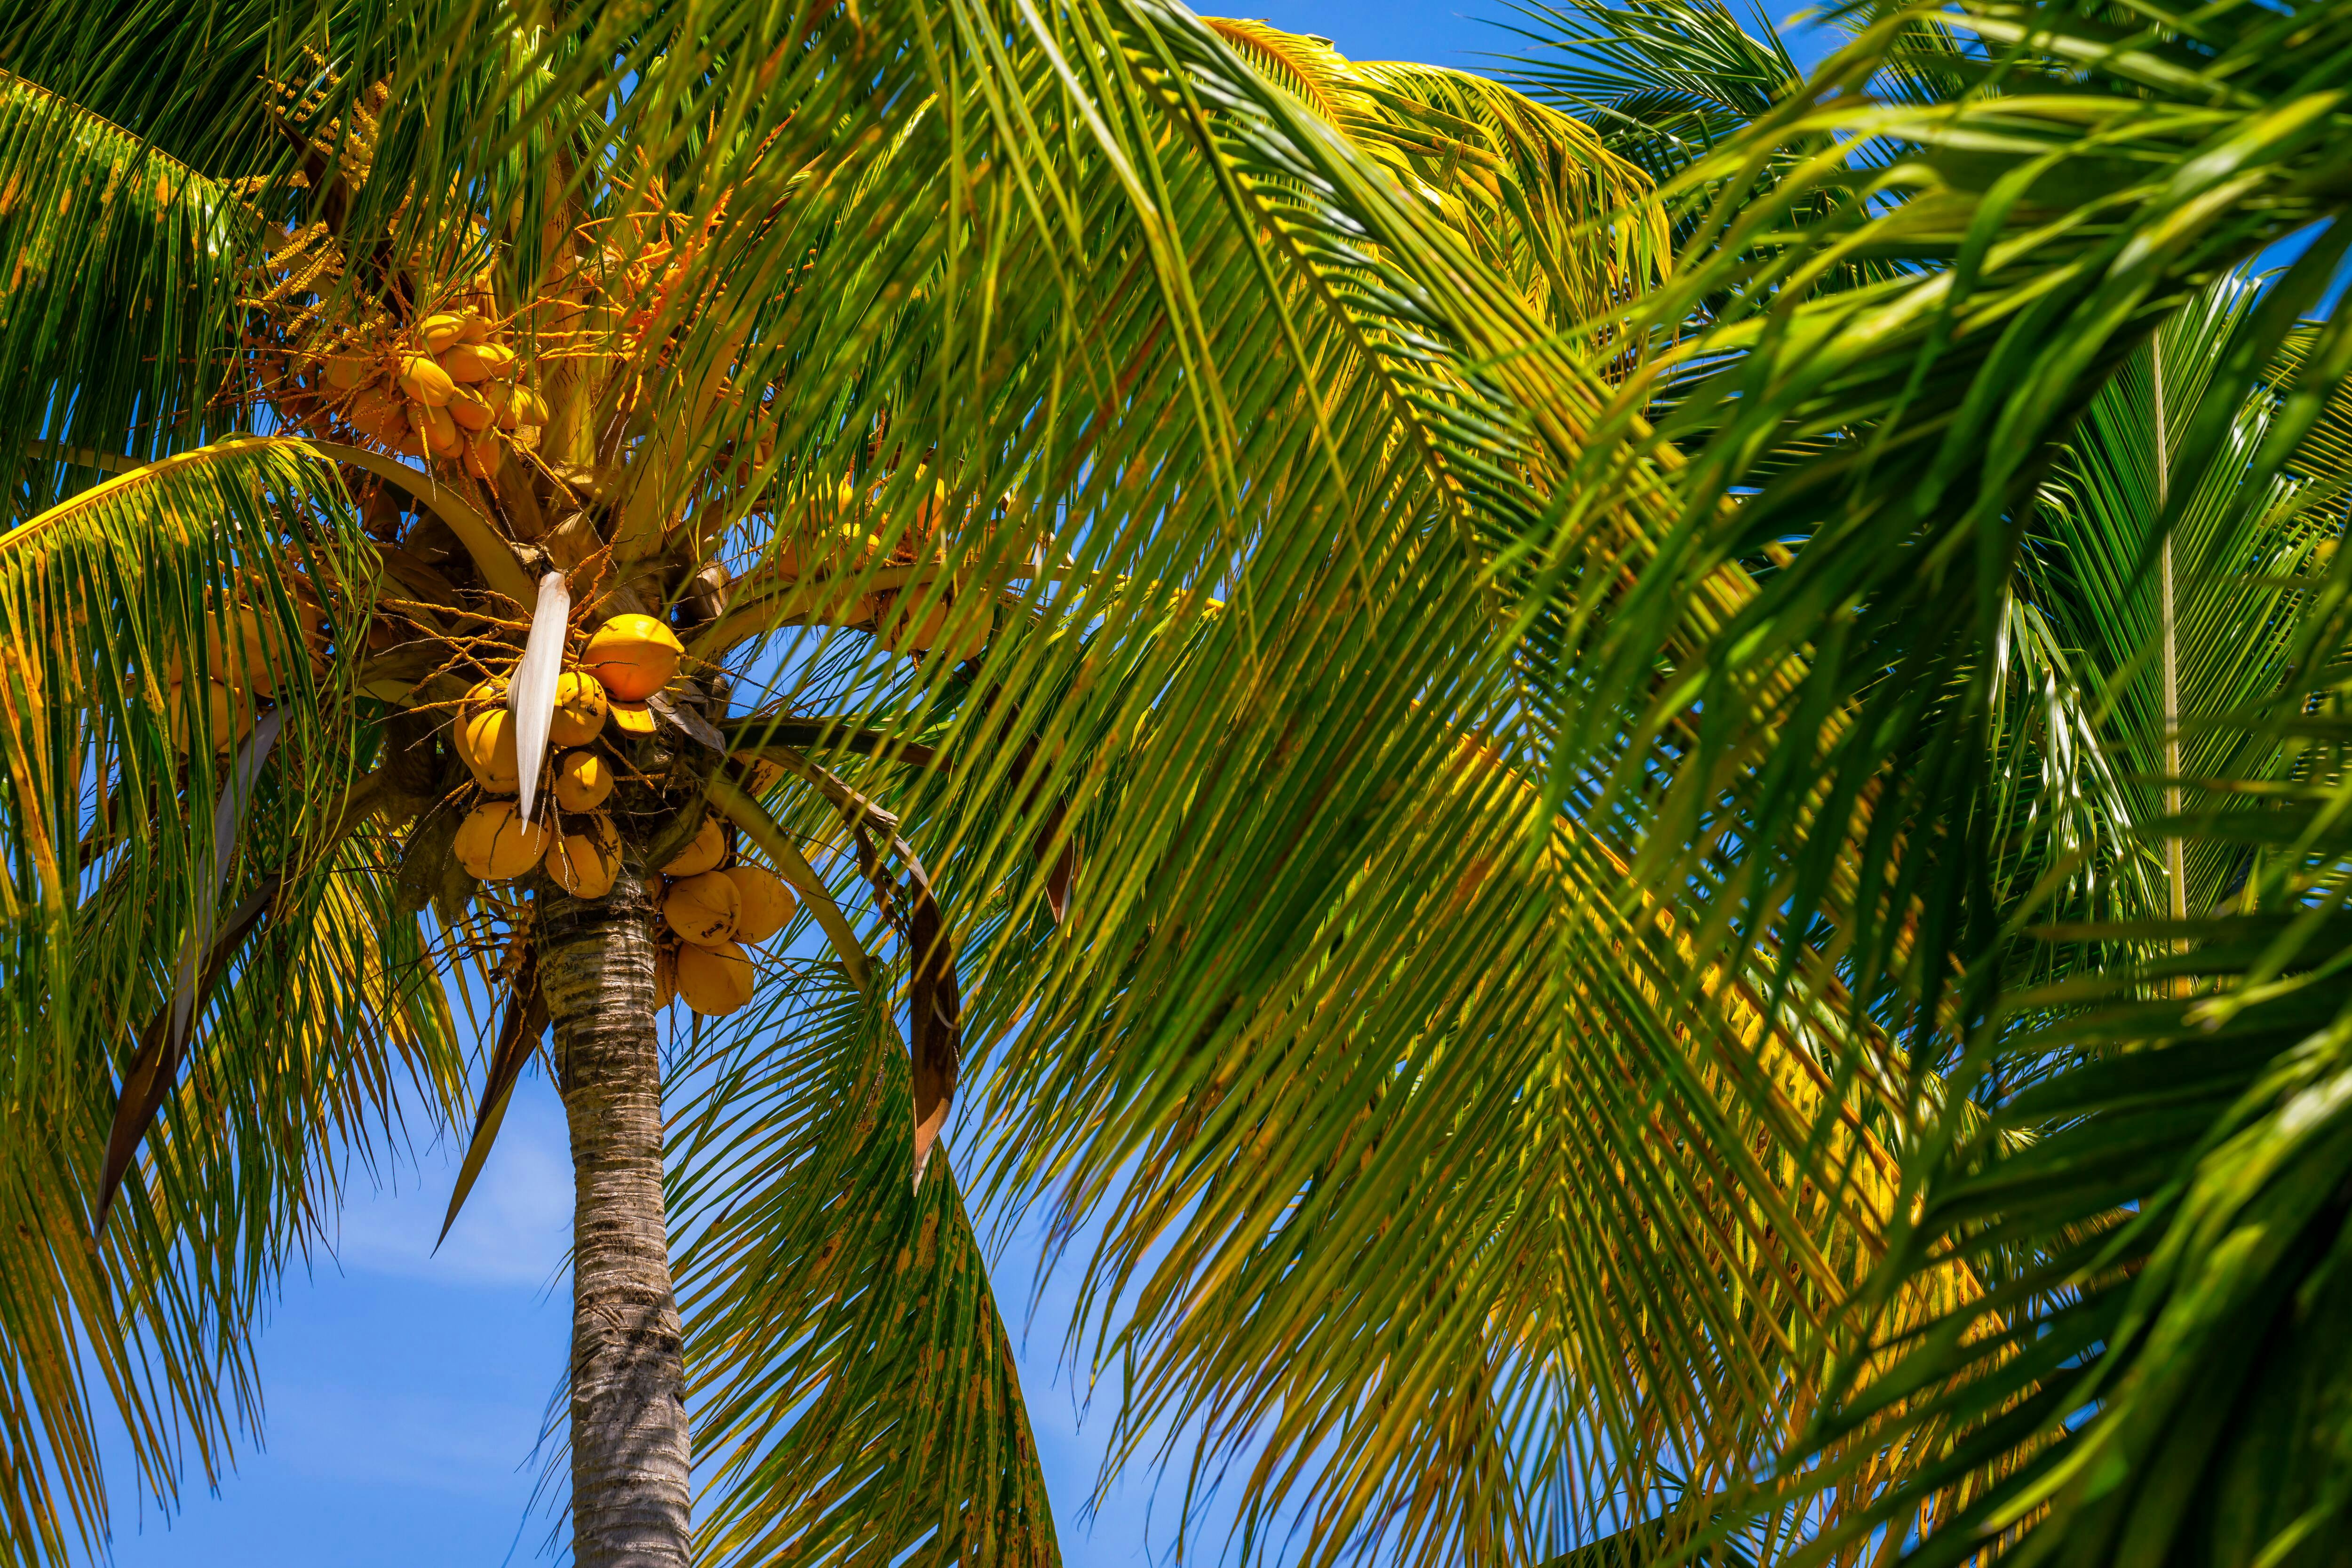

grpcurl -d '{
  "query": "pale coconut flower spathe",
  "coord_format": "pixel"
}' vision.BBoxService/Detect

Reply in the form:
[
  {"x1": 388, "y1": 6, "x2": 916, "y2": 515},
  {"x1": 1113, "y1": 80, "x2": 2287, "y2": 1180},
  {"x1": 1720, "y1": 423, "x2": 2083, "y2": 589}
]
[{"x1": 510, "y1": 572, "x2": 572, "y2": 824}]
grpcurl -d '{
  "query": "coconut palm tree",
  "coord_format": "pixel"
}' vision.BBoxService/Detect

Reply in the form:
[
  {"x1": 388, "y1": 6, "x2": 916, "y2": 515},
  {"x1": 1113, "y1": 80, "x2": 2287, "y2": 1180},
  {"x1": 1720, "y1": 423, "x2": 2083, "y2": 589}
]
[
  {"x1": 11, "y1": 0, "x2": 2351, "y2": 1565},
  {"x1": 0, "y1": 4, "x2": 1910, "y2": 1567}
]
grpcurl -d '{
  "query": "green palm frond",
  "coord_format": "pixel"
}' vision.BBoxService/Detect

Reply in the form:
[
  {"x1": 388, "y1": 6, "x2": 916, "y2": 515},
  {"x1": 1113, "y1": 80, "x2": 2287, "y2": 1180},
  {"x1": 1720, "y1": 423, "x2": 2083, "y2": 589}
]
[
  {"x1": 2031, "y1": 272, "x2": 2340, "y2": 919},
  {"x1": 2270, "y1": 320, "x2": 2352, "y2": 493},
  {"x1": 1200, "y1": 18, "x2": 1669, "y2": 347},
  {"x1": 1580, "y1": 5, "x2": 2352, "y2": 1558},
  {"x1": 0, "y1": 69, "x2": 251, "y2": 490},
  {"x1": 780, "y1": 598, "x2": 1968, "y2": 1560},
  {"x1": 672, "y1": 968, "x2": 1056, "y2": 1568},
  {"x1": 1978, "y1": 589, "x2": 2163, "y2": 1001},
  {"x1": 0, "y1": 2, "x2": 547, "y2": 479},
  {"x1": 0, "y1": 431, "x2": 481, "y2": 1562},
  {"x1": 1524, "y1": 0, "x2": 2352, "y2": 1057},
  {"x1": 40, "y1": 0, "x2": 2341, "y2": 1560},
  {"x1": 503, "y1": 0, "x2": 1984, "y2": 1552},
  {"x1": 0, "y1": 438, "x2": 375, "y2": 1002},
  {"x1": 1796, "y1": 623, "x2": 2352, "y2": 1566},
  {"x1": 203, "y1": 0, "x2": 1764, "y2": 1553}
]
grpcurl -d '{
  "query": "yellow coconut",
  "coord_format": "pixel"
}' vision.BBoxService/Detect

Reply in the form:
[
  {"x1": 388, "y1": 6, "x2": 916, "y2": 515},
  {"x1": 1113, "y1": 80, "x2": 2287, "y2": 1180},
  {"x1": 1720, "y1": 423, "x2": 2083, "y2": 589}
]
[
  {"x1": 167, "y1": 606, "x2": 278, "y2": 694},
  {"x1": 446, "y1": 382, "x2": 496, "y2": 431},
  {"x1": 582, "y1": 613, "x2": 684, "y2": 702},
  {"x1": 324, "y1": 352, "x2": 372, "y2": 391},
  {"x1": 494, "y1": 383, "x2": 547, "y2": 431},
  {"x1": 675, "y1": 940, "x2": 754, "y2": 1016},
  {"x1": 664, "y1": 870, "x2": 741, "y2": 947},
  {"x1": 461, "y1": 708, "x2": 520, "y2": 793},
  {"x1": 417, "y1": 313, "x2": 468, "y2": 352},
  {"x1": 654, "y1": 943, "x2": 679, "y2": 1010},
  {"x1": 550, "y1": 671, "x2": 609, "y2": 747},
  {"x1": 460, "y1": 428, "x2": 500, "y2": 480},
  {"x1": 442, "y1": 342, "x2": 516, "y2": 383},
  {"x1": 456, "y1": 799, "x2": 553, "y2": 881},
  {"x1": 165, "y1": 679, "x2": 253, "y2": 755},
  {"x1": 209, "y1": 607, "x2": 282, "y2": 695},
  {"x1": 548, "y1": 814, "x2": 623, "y2": 898},
  {"x1": 608, "y1": 700, "x2": 656, "y2": 736},
  {"x1": 777, "y1": 522, "x2": 881, "y2": 623},
  {"x1": 662, "y1": 814, "x2": 726, "y2": 877},
  {"x1": 777, "y1": 519, "x2": 876, "y2": 581},
  {"x1": 452, "y1": 797, "x2": 496, "y2": 869},
  {"x1": 348, "y1": 386, "x2": 408, "y2": 446},
  {"x1": 553, "y1": 749, "x2": 613, "y2": 812},
  {"x1": 722, "y1": 864, "x2": 795, "y2": 945},
  {"x1": 413, "y1": 400, "x2": 462, "y2": 458},
  {"x1": 397, "y1": 353, "x2": 457, "y2": 406}
]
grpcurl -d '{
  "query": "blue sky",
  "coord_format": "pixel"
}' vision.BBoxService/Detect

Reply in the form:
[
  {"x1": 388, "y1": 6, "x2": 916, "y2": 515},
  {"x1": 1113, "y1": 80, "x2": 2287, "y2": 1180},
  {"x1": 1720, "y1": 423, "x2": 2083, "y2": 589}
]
[{"x1": 100, "y1": 6, "x2": 1798, "y2": 1565}]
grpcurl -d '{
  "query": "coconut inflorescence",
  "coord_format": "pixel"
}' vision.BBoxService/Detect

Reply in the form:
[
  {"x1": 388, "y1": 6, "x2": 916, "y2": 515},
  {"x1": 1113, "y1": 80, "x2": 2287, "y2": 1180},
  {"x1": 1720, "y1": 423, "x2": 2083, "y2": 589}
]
[
  {"x1": 446, "y1": 629, "x2": 660, "y2": 851},
  {"x1": 304, "y1": 269, "x2": 544, "y2": 481}
]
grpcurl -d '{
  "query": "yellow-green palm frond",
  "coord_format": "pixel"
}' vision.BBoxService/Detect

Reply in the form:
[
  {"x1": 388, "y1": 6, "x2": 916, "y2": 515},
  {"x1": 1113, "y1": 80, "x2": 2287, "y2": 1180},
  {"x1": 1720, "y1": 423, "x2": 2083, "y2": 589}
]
[
  {"x1": 0, "y1": 439, "x2": 375, "y2": 980},
  {"x1": 1479, "y1": 0, "x2": 2352, "y2": 1559},
  {"x1": 2268, "y1": 321, "x2": 2352, "y2": 493},
  {"x1": 1197, "y1": 18, "x2": 1670, "y2": 350},
  {"x1": 1349, "y1": 61, "x2": 1669, "y2": 341},
  {"x1": 0, "y1": 433, "x2": 470, "y2": 1562},
  {"x1": 958, "y1": 712, "x2": 1983, "y2": 1564},
  {"x1": 1506, "y1": 0, "x2": 2352, "y2": 1054},
  {"x1": 0, "y1": 0, "x2": 2096, "y2": 1561},
  {"x1": 0, "y1": 69, "x2": 251, "y2": 483}
]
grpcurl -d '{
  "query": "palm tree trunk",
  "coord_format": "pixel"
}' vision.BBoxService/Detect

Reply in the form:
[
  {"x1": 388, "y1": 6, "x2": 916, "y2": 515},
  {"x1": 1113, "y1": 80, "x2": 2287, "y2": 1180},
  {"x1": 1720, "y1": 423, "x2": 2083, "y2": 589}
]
[{"x1": 537, "y1": 865, "x2": 692, "y2": 1568}]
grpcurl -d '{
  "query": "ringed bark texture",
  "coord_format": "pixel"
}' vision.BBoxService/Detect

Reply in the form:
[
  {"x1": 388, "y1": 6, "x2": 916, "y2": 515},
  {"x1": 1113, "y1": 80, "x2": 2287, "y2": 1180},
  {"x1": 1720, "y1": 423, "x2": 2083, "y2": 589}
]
[{"x1": 538, "y1": 866, "x2": 691, "y2": 1568}]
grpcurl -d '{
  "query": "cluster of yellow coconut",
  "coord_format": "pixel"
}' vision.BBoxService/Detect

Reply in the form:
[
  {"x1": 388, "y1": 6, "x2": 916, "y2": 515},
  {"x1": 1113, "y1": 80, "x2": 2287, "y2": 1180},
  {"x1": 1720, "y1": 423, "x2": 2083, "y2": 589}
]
[
  {"x1": 644, "y1": 812, "x2": 796, "y2": 1018},
  {"x1": 311, "y1": 287, "x2": 546, "y2": 476},
  {"x1": 445, "y1": 611, "x2": 792, "y2": 1017}
]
